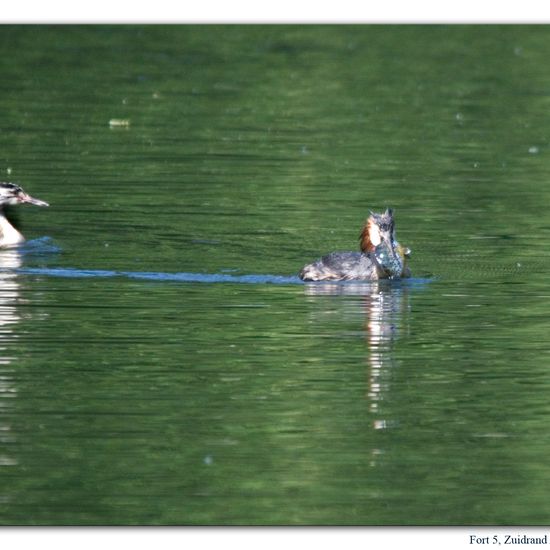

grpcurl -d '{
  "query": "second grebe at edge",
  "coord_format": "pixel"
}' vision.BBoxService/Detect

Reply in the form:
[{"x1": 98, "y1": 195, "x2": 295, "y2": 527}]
[
  {"x1": 299, "y1": 208, "x2": 411, "y2": 282},
  {"x1": 0, "y1": 182, "x2": 49, "y2": 247}
]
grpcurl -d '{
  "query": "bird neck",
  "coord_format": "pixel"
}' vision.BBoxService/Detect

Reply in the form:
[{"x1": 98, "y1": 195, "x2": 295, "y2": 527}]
[{"x1": 0, "y1": 210, "x2": 24, "y2": 247}]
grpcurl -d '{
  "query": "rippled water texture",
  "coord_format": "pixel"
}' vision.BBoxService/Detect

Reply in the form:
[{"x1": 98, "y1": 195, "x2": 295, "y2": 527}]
[{"x1": 1, "y1": 25, "x2": 550, "y2": 525}]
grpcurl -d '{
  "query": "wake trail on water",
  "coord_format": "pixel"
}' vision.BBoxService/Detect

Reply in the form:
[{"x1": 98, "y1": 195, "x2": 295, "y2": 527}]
[
  {"x1": 10, "y1": 266, "x2": 432, "y2": 286},
  {"x1": 1, "y1": 238, "x2": 432, "y2": 286},
  {"x1": 15, "y1": 267, "x2": 304, "y2": 284}
]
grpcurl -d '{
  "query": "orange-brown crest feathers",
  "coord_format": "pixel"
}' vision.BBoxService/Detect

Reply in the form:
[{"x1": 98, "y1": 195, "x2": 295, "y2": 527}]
[{"x1": 359, "y1": 215, "x2": 380, "y2": 252}]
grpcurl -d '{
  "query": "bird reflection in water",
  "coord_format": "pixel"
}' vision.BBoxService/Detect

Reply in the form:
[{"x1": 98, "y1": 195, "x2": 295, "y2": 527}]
[
  {"x1": 0, "y1": 186, "x2": 51, "y2": 479},
  {"x1": 0, "y1": 248, "x2": 24, "y2": 471},
  {"x1": 0, "y1": 243, "x2": 50, "y2": 473},
  {"x1": 0, "y1": 248, "x2": 23, "y2": 325},
  {"x1": 303, "y1": 281, "x2": 409, "y2": 448}
]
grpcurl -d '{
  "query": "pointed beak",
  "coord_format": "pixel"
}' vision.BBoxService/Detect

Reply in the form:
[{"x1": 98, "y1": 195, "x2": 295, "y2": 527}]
[{"x1": 18, "y1": 193, "x2": 49, "y2": 207}]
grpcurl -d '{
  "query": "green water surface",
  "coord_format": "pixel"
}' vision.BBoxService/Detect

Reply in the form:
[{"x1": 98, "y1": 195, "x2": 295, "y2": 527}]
[{"x1": 0, "y1": 25, "x2": 550, "y2": 525}]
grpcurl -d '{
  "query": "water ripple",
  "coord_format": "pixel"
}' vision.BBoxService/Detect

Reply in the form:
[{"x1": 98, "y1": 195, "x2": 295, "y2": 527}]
[
  {"x1": 7, "y1": 266, "x2": 432, "y2": 287},
  {"x1": 14, "y1": 267, "x2": 303, "y2": 284}
]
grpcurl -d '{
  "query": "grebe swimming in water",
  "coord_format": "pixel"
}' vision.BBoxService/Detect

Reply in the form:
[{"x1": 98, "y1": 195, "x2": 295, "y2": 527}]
[
  {"x1": 0, "y1": 182, "x2": 49, "y2": 247},
  {"x1": 299, "y1": 208, "x2": 411, "y2": 281}
]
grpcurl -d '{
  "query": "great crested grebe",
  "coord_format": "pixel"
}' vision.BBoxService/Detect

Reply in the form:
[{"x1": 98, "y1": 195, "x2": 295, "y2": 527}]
[
  {"x1": 299, "y1": 208, "x2": 411, "y2": 281},
  {"x1": 0, "y1": 182, "x2": 49, "y2": 247}
]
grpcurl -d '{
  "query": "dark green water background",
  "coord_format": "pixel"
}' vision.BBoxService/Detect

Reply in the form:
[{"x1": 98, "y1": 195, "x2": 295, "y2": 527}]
[{"x1": 0, "y1": 25, "x2": 550, "y2": 525}]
